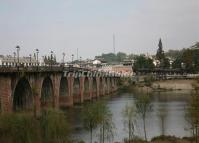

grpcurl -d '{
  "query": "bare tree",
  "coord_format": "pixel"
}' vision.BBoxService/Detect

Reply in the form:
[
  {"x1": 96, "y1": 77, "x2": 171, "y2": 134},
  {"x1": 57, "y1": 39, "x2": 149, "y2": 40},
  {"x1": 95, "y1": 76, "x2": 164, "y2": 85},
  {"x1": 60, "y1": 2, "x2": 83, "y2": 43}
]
[
  {"x1": 135, "y1": 94, "x2": 152, "y2": 141},
  {"x1": 157, "y1": 105, "x2": 168, "y2": 137},
  {"x1": 122, "y1": 103, "x2": 137, "y2": 143}
]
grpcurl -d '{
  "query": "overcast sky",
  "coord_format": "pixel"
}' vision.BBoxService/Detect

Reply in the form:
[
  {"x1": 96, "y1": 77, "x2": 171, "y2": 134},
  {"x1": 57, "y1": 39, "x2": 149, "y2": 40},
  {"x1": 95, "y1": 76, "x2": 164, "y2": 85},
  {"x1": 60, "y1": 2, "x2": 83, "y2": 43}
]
[{"x1": 0, "y1": 0, "x2": 199, "y2": 61}]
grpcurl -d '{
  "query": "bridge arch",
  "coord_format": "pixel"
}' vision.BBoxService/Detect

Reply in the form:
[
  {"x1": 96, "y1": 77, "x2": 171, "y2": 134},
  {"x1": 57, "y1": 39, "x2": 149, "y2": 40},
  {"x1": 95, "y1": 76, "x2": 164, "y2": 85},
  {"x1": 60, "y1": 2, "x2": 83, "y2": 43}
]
[
  {"x1": 59, "y1": 77, "x2": 68, "y2": 96},
  {"x1": 13, "y1": 77, "x2": 33, "y2": 112},
  {"x1": 41, "y1": 77, "x2": 54, "y2": 108}
]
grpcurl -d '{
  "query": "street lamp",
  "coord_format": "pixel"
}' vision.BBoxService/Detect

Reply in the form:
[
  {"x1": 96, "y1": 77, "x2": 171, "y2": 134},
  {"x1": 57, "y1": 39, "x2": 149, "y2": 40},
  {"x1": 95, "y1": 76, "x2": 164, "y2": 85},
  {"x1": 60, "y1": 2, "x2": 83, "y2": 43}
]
[
  {"x1": 35, "y1": 49, "x2": 39, "y2": 68},
  {"x1": 80, "y1": 56, "x2": 82, "y2": 67},
  {"x1": 29, "y1": 54, "x2": 32, "y2": 66},
  {"x1": 62, "y1": 52, "x2": 65, "y2": 64},
  {"x1": 13, "y1": 52, "x2": 16, "y2": 67},
  {"x1": 71, "y1": 54, "x2": 74, "y2": 63},
  {"x1": 51, "y1": 51, "x2": 53, "y2": 68},
  {"x1": 16, "y1": 45, "x2": 20, "y2": 68}
]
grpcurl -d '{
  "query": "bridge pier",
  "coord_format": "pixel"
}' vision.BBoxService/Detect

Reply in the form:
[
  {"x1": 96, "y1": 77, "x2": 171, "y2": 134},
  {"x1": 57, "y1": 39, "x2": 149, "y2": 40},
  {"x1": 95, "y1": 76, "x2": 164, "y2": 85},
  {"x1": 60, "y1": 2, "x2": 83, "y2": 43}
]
[
  {"x1": 83, "y1": 77, "x2": 91, "y2": 101},
  {"x1": 0, "y1": 76, "x2": 12, "y2": 113}
]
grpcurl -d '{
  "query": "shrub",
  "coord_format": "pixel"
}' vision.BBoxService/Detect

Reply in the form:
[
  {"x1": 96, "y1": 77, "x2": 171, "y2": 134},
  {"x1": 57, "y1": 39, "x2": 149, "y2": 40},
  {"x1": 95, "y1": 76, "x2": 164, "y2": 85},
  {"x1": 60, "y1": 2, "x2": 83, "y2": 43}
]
[{"x1": 0, "y1": 113, "x2": 41, "y2": 143}]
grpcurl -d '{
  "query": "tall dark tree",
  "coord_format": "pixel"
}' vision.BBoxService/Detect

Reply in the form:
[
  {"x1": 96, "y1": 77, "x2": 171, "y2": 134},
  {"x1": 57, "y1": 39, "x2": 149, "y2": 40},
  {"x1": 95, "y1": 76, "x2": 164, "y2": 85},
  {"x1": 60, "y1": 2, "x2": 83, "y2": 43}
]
[
  {"x1": 156, "y1": 38, "x2": 164, "y2": 61},
  {"x1": 156, "y1": 38, "x2": 167, "y2": 68}
]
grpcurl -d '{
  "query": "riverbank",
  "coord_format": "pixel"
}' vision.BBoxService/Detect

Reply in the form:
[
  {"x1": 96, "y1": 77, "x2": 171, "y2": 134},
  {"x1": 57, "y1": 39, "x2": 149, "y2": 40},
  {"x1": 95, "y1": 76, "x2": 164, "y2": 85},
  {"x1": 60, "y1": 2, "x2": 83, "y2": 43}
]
[
  {"x1": 116, "y1": 136, "x2": 196, "y2": 143},
  {"x1": 131, "y1": 79, "x2": 198, "y2": 93},
  {"x1": 152, "y1": 79, "x2": 196, "y2": 90}
]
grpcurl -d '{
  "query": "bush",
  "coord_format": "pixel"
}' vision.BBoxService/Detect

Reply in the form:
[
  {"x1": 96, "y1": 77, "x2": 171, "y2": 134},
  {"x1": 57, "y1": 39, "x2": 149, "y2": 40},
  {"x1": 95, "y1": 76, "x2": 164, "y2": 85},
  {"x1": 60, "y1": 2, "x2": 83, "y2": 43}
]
[
  {"x1": 0, "y1": 113, "x2": 41, "y2": 143},
  {"x1": 40, "y1": 109, "x2": 71, "y2": 143},
  {"x1": 0, "y1": 109, "x2": 71, "y2": 143}
]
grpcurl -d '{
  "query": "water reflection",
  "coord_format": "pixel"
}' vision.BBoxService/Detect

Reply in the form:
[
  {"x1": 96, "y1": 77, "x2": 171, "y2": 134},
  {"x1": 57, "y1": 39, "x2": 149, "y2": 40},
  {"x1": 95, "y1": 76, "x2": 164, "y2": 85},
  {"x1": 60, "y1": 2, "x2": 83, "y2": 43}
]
[{"x1": 67, "y1": 90, "x2": 192, "y2": 143}]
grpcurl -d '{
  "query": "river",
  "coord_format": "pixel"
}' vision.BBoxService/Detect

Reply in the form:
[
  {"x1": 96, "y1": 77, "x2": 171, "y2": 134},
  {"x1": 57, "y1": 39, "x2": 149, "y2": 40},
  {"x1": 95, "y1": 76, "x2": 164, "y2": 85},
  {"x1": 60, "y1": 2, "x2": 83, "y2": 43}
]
[{"x1": 66, "y1": 90, "x2": 192, "y2": 143}]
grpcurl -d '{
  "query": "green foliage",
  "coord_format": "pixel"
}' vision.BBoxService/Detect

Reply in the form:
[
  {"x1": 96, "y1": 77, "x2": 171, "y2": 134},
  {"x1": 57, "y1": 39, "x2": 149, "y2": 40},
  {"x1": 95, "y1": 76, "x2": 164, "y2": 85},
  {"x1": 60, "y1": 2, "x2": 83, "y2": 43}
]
[
  {"x1": 0, "y1": 113, "x2": 41, "y2": 143},
  {"x1": 172, "y1": 42, "x2": 199, "y2": 72},
  {"x1": 156, "y1": 38, "x2": 165, "y2": 61},
  {"x1": 0, "y1": 109, "x2": 71, "y2": 143},
  {"x1": 133, "y1": 55, "x2": 154, "y2": 70},
  {"x1": 144, "y1": 75, "x2": 154, "y2": 87},
  {"x1": 117, "y1": 52, "x2": 127, "y2": 62},
  {"x1": 165, "y1": 49, "x2": 184, "y2": 59},
  {"x1": 40, "y1": 109, "x2": 71, "y2": 143},
  {"x1": 95, "y1": 52, "x2": 128, "y2": 63}
]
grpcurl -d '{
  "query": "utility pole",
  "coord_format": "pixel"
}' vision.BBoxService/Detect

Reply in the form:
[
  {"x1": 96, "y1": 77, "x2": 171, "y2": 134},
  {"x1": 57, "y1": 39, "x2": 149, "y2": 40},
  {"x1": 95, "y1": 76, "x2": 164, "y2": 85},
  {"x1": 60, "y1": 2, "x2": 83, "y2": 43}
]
[{"x1": 113, "y1": 34, "x2": 115, "y2": 54}]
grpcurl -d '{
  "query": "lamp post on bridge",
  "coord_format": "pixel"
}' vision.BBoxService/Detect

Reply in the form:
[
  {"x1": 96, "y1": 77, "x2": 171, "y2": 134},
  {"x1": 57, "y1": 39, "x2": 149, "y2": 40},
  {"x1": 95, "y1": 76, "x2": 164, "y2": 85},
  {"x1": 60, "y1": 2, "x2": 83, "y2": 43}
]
[
  {"x1": 29, "y1": 54, "x2": 32, "y2": 66},
  {"x1": 62, "y1": 52, "x2": 65, "y2": 65},
  {"x1": 80, "y1": 56, "x2": 82, "y2": 67},
  {"x1": 71, "y1": 54, "x2": 74, "y2": 64},
  {"x1": 16, "y1": 46, "x2": 20, "y2": 69},
  {"x1": 13, "y1": 52, "x2": 16, "y2": 67},
  {"x1": 35, "y1": 49, "x2": 39, "y2": 70},
  {"x1": 51, "y1": 51, "x2": 53, "y2": 69}
]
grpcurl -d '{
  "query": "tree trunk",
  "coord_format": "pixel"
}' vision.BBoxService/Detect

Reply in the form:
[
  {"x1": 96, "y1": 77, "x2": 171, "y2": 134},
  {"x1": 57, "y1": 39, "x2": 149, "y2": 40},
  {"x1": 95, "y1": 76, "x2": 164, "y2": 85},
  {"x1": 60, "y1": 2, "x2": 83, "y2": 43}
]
[
  {"x1": 196, "y1": 125, "x2": 198, "y2": 143},
  {"x1": 100, "y1": 127, "x2": 102, "y2": 143},
  {"x1": 102, "y1": 123, "x2": 105, "y2": 143},
  {"x1": 90, "y1": 128, "x2": 93, "y2": 143},
  {"x1": 143, "y1": 118, "x2": 147, "y2": 141},
  {"x1": 129, "y1": 120, "x2": 131, "y2": 143}
]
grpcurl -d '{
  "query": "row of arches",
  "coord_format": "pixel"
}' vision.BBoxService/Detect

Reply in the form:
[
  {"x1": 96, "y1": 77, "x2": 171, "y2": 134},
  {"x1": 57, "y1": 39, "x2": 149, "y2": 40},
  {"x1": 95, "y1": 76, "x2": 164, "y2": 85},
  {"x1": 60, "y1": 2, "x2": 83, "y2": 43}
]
[{"x1": 12, "y1": 76, "x2": 116, "y2": 112}]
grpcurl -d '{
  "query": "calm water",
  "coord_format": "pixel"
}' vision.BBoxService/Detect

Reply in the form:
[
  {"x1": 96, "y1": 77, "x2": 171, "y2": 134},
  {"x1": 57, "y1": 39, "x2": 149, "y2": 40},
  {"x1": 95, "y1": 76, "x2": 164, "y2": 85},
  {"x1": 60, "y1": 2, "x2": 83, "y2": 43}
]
[{"x1": 66, "y1": 90, "x2": 192, "y2": 143}]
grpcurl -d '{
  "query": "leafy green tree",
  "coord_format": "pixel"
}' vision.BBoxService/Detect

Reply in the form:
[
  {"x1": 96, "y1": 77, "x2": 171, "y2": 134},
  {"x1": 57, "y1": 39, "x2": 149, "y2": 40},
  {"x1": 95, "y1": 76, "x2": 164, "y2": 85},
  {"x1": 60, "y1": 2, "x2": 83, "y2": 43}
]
[
  {"x1": 122, "y1": 103, "x2": 137, "y2": 143},
  {"x1": 172, "y1": 42, "x2": 199, "y2": 71},
  {"x1": 40, "y1": 109, "x2": 71, "y2": 143},
  {"x1": 133, "y1": 55, "x2": 155, "y2": 70},
  {"x1": 165, "y1": 49, "x2": 182, "y2": 59},
  {"x1": 117, "y1": 52, "x2": 127, "y2": 62},
  {"x1": 135, "y1": 94, "x2": 153, "y2": 141},
  {"x1": 100, "y1": 53, "x2": 117, "y2": 63},
  {"x1": 162, "y1": 57, "x2": 170, "y2": 68}
]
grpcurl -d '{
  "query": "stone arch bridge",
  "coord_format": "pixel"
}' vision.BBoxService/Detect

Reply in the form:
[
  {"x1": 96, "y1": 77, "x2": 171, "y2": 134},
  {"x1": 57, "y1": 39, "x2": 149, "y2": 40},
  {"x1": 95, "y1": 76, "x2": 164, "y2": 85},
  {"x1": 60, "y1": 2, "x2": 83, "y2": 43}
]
[{"x1": 0, "y1": 66, "x2": 121, "y2": 115}]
